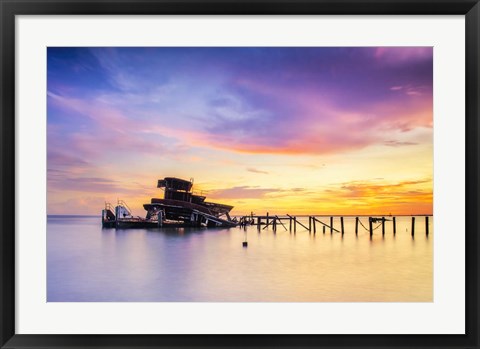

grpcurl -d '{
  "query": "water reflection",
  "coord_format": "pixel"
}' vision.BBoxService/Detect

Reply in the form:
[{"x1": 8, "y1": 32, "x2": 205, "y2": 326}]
[{"x1": 48, "y1": 216, "x2": 433, "y2": 302}]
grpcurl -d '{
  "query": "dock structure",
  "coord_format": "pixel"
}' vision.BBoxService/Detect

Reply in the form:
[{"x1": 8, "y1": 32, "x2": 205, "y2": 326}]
[{"x1": 236, "y1": 214, "x2": 432, "y2": 237}]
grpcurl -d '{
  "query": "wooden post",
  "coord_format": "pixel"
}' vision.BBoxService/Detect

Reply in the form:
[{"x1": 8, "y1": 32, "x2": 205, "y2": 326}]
[
  {"x1": 115, "y1": 206, "x2": 119, "y2": 229},
  {"x1": 257, "y1": 218, "x2": 261, "y2": 231},
  {"x1": 369, "y1": 217, "x2": 373, "y2": 238},
  {"x1": 273, "y1": 218, "x2": 277, "y2": 232},
  {"x1": 323, "y1": 225, "x2": 326, "y2": 234},
  {"x1": 158, "y1": 210, "x2": 163, "y2": 227},
  {"x1": 411, "y1": 217, "x2": 415, "y2": 237},
  {"x1": 355, "y1": 217, "x2": 359, "y2": 235},
  {"x1": 190, "y1": 213, "x2": 196, "y2": 227},
  {"x1": 340, "y1": 217, "x2": 344, "y2": 235},
  {"x1": 393, "y1": 217, "x2": 396, "y2": 236},
  {"x1": 289, "y1": 217, "x2": 292, "y2": 231},
  {"x1": 382, "y1": 217, "x2": 385, "y2": 236},
  {"x1": 294, "y1": 217, "x2": 297, "y2": 233},
  {"x1": 330, "y1": 216, "x2": 333, "y2": 234},
  {"x1": 313, "y1": 217, "x2": 316, "y2": 234},
  {"x1": 101, "y1": 209, "x2": 106, "y2": 227},
  {"x1": 266, "y1": 212, "x2": 269, "y2": 227},
  {"x1": 425, "y1": 216, "x2": 429, "y2": 236},
  {"x1": 309, "y1": 217, "x2": 312, "y2": 233}
]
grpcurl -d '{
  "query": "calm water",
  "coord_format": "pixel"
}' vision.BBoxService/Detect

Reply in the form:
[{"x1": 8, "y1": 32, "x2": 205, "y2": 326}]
[{"x1": 47, "y1": 215, "x2": 432, "y2": 302}]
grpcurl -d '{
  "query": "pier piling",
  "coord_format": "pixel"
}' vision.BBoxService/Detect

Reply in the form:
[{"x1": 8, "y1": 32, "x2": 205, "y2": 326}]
[
  {"x1": 235, "y1": 214, "x2": 430, "y2": 239},
  {"x1": 411, "y1": 217, "x2": 415, "y2": 237},
  {"x1": 158, "y1": 211, "x2": 163, "y2": 227}
]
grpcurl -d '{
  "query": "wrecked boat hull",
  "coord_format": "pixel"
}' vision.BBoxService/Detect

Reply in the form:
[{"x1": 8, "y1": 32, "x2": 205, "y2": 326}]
[{"x1": 102, "y1": 177, "x2": 238, "y2": 228}]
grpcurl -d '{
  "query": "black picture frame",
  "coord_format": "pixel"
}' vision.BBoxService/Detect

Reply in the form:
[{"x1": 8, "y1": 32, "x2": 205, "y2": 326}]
[{"x1": 1, "y1": 0, "x2": 479, "y2": 348}]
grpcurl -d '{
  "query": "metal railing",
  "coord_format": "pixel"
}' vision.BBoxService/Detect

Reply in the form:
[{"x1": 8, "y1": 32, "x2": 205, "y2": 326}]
[{"x1": 117, "y1": 199, "x2": 132, "y2": 216}]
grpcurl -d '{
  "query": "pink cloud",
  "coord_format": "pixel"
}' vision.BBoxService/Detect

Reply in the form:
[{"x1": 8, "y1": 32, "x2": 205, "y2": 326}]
[
  {"x1": 374, "y1": 47, "x2": 433, "y2": 65},
  {"x1": 247, "y1": 167, "x2": 269, "y2": 174},
  {"x1": 390, "y1": 84, "x2": 429, "y2": 96},
  {"x1": 143, "y1": 91, "x2": 431, "y2": 155},
  {"x1": 383, "y1": 140, "x2": 418, "y2": 147},
  {"x1": 48, "y1": 92, "x2": 189, "y2": 163},
  {"x1": 48, "y1": 67, "x2": 432, "y2": 160}
]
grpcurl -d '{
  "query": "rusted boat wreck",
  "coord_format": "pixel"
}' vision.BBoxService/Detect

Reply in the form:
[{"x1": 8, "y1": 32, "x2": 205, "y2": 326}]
[{"x1": 102, "y1": 177, "x2": 237, "y2": 228}]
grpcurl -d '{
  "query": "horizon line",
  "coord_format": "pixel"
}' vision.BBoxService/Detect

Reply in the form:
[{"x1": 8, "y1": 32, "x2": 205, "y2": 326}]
[{"x1": 47, "y1": 213, "x2": 434, "y2": 217}]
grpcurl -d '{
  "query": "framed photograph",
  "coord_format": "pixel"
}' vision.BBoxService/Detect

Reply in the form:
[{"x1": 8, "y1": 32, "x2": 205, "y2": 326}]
[{"x1": 1, "y1": 0, "x2": 479, "y2": 348}]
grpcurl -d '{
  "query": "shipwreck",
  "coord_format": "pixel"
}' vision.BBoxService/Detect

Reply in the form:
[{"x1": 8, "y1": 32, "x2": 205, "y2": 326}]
[{"x1": 102, "y1": 177, "x2": 237, "y2": 228}]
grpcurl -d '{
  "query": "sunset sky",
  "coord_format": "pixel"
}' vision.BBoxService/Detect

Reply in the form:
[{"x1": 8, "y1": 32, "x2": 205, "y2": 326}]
[{"x1": 47, "y1": 47, "x2": 433, "y2": 216}]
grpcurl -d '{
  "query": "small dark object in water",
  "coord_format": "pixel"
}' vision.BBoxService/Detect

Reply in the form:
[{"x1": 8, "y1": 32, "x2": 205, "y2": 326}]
[{"x1": 242, "y1": 241, "x2": 248, "y2": 247}]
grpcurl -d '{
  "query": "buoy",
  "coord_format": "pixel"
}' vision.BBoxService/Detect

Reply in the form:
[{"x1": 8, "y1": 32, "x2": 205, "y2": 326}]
[{"x1": 242, "y1": 241, "x2": 248, "y2": 247}]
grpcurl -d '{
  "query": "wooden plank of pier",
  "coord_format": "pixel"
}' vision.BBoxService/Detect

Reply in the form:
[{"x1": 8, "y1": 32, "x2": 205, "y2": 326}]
[
  {"x1": 275, "y1": 215, "x2": 288, "y2": 231},
  {"x1": 286, "y1": 214, "x2": 310, "y2": 231},
  {"x1": 311, "y1": 217, "x2": 340, "y2": 233}
]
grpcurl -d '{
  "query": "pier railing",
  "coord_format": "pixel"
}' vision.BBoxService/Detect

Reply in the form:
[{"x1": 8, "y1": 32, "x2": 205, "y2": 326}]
[{"x1": 117, "y1": 199, "x2": 132, "y2": 216}]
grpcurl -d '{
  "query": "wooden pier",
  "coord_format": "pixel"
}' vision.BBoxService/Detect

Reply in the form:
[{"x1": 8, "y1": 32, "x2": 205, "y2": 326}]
[{"x1": 237, "y1": 214, "x2": 432, "y2": 237}]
